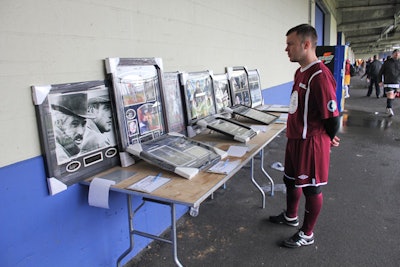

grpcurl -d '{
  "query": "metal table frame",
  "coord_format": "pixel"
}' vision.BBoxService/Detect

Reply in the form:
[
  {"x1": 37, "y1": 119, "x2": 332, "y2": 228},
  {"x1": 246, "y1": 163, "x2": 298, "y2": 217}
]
[
  {"x1": 117, "y1": 197, "x2": 183, "y2": 267},
  {"x1": 116, "y1": 148, "x2": 279, "y2": 267},
  {"x1": 85, "y1": 123, "x2": 286, "y2": 267}
]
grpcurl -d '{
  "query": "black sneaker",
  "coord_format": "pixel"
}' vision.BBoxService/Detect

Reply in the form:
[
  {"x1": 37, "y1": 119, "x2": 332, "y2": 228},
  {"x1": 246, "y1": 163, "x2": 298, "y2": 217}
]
[
  {"x1": 269, "y1": 211, "x2": 299, "y2": 227},
  {"x1": 282, "y1": 231, "x2": 314, "y2": 248}
]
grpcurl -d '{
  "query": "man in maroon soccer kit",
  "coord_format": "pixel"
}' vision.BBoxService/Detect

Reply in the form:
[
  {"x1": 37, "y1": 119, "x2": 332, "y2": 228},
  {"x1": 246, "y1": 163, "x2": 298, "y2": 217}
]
[{"x1": 269, "y1": 24, "x2": 341, "y2": 248}]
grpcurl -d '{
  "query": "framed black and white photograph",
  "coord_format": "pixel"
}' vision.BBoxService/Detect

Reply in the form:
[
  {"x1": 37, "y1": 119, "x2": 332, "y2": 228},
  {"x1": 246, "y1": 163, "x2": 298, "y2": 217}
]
[
  {"x1": 212, "y1": 73, "x2": 231, "y2": 113},
  {"x1": 32, "y1": 80, "x2": 119, "y2": 194},
  {"x1": 162, "y1": 71, "x2": 186, "y2": 135},
  {"x1": 247, "y1": 69, "x2": 263, "y2": 108},
  {"x1": 105, "y1": 58, "x2": 166, "y2": 163},
  {"x1": 226, "y1": 66, "x2": 251, "y2": 107}
]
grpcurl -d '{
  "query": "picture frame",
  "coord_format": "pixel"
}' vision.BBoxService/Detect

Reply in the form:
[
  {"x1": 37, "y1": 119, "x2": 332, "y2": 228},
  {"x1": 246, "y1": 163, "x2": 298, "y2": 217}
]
[
  {"x1": 247, "y1": 69, "x2": 263, "y2": 108},
  {"x1": 32, "y1": 80, "x2": 119, "y2": 195},
  {"x1": 228, "y1": 104, "x2": 279, "y2": 125},
  {"x1": 162, "y1": 71, "x2": 186, "y2": 135},
  {"x1": 126, "y1": 133, "x2": 226, "y2": 179},
  {"x1": 179, "y1": 70, "x2": 217, "y2": 127},
  {"x1": 196, "y1": 117, "x2": 258, "y2": 143},
  {"x1": 211, "y1": 72, "x2": 231, "y2": 113},
  {"x1": 179, "y1": 70, "x2": 258, "y2": 142},
  {"x1": 105, "y1": 57, "x2": 166, "y2": 166},
  {"x1": 226, "y1": 66, "x2": 251, "y2": 107}
]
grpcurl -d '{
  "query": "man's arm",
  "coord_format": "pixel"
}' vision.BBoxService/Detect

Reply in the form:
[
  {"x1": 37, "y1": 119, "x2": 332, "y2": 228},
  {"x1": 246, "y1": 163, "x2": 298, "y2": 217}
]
[
  {"x1": 378, "y1": 62, "x2": 385, "y2": 84},
  {"x1": 323, "y1": 116, "x2": 340, "y2": 140}
]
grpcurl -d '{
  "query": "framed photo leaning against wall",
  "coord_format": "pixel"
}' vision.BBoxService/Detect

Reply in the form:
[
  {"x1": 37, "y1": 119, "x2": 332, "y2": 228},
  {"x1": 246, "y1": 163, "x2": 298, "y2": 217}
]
[{"x1": 32, "y1": 80, "x2": 119, "y2": 195}]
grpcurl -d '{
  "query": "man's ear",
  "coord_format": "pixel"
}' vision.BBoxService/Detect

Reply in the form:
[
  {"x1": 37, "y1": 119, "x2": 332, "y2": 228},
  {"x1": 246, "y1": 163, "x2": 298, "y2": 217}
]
[{"x1": 303, "y1": 39, "x2": 311, "y2": 49}]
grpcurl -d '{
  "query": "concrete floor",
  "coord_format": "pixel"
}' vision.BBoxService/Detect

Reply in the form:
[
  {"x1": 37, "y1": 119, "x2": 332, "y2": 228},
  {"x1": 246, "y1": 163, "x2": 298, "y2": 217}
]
[{"x1": 125, "y1": 75, "x2": 400, "y2": 267}]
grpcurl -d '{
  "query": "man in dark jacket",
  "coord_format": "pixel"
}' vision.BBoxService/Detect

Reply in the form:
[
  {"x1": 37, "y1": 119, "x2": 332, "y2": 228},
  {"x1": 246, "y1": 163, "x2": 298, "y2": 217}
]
[
  {"x1": 367, "y1": 55, "x2": 382, "y2": 98},
  {"x1": 379, "y1": 49, "x2": 400, "y2": 116}
]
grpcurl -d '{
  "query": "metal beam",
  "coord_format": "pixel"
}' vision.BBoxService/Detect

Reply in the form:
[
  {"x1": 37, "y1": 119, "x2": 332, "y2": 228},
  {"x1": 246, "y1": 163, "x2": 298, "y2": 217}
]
[
  {"x1": 346, "y1": 32, "x2": 381, "y2": 38},
  {"x1": 337, "y1": 4, "x2": 398, "y2": 12},
  {"x1": 338, "y1": 17, "x2": 394, "y2": 31},
  {"x1": 347, "y1": 35, "x2": 381, "y2": 43}
]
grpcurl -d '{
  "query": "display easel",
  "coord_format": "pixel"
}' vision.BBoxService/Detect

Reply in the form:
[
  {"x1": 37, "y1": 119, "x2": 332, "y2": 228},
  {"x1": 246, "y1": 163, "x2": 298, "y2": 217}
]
[{"x1": 225, "y1": 104, "x2": 279, "y2": 125}]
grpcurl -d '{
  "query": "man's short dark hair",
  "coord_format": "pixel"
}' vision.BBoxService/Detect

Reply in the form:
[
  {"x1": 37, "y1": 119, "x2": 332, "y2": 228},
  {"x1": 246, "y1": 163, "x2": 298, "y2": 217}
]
[{"x1": 286, "y1": 24, "x2": 318, "y2": 47}]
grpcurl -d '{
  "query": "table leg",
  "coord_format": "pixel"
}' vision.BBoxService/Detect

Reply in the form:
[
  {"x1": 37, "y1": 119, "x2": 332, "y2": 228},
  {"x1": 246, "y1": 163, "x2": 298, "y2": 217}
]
[
  {"x1": 116, "y1": 196, "x2": 184, "y2": 267},
  {"x1": 260, "y1": 148, "x2": 275, "y2": 196},
  {"x1": 171, "y1": 203, "x2": 183, "y2": 267},
  {"x1": 117, "y1": 195, "x2": 138, "y2": 267},
  {"x1": 250, "y1": 157, "x2": 266, "y2": 209}
]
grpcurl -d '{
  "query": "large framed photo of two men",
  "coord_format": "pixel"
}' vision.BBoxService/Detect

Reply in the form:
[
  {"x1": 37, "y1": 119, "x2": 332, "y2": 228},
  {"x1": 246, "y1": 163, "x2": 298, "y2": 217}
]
[{"x1": 32, "y1": 80, "x2": 119, "y2": 195}]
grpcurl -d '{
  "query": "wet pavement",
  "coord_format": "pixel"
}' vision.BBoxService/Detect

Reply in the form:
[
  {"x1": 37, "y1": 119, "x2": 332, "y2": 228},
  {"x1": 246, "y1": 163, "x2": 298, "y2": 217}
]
[{"x1": 125, "y1": 75, "x2": 400, "y2": 267}]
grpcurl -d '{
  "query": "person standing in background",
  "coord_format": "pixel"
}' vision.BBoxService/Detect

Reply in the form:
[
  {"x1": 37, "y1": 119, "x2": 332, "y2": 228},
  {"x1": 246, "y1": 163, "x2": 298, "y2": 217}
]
[
  {"x1": 344, "y1": 59, "x2": 351, "y2": 98},
  {"x1": 379, "y1": 49, "x2": 400, "y2": 117},
  {"x1": 366, "y1": 55, "x2": 382, "y2": 98},
  {"x1": 361, "y1": 57, "x2": 372, "y2": 81}
]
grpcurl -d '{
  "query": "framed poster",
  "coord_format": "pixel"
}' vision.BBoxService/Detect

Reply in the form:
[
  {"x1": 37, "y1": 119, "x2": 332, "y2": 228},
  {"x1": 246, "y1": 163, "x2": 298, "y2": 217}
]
[
  {"x1": 212, "y1": 73, "x2": 231, "y2": 113},
  {"x1": 105, "y1": 57, "x2": 166, "y2": 166},
  {"x1": 162, "y1": 71, "x2": 186, "y2": 135},
  {"x1": 32, "y1": 80, "x2": 119, "y2": 195},
  {"x1": 179, "y1": 70, "x2": 217, "y2": 127},
  {"x1": 247, "y1": 69, "x2": 263, "y2": 108},
  {"x1": 226, "y1": 66, "x2": 251, "y2": 107}
]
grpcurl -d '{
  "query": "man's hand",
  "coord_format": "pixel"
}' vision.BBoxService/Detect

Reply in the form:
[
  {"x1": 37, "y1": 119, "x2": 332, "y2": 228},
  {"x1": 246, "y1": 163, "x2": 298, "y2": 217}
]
[{"x1": 331, "y1": 136, "x2": 340, "y2": 147}]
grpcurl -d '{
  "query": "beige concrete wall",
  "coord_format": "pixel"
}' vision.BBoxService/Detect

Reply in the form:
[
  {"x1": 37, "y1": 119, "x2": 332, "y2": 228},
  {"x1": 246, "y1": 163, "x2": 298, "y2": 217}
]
[
  {"x1": 325, "y1": 13, "x2": 338, "y2": 46},
  {"x1": 0, "y1": 0, "x2": 310, "y2": 167}
]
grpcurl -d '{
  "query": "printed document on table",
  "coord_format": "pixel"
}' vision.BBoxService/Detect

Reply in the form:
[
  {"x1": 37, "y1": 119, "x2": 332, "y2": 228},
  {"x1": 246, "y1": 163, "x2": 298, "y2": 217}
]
[
  {"x1": 251, "y1": 125, "x2": 269, "y2": 132},
  {"x1": 128, "y1": 175, "x2": 170, "y2": 193},
  {"x1": 207, "y1": 159, "x2": 241, "y2": 174},
  {"x1": 227, "y1": 145, "x2": 248, "y2": 157}
]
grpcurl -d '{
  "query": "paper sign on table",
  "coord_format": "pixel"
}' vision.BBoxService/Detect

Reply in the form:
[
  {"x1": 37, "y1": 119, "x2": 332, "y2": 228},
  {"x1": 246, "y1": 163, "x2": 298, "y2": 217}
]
[
  {"x1": 227, "y1": 145, "x2": 248, "y2": 157},
  {"x1": 207, "y1": 159, "x2": 241, "y2": 174},
  {"x1": 128, "y1": 175, "x2": 170, "y2": 193}
]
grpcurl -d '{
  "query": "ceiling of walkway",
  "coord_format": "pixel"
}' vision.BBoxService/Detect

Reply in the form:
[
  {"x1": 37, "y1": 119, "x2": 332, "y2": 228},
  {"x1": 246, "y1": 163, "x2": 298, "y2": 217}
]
[{"x1": 328, "y1": 0, "x2": 400, "y2": 56}]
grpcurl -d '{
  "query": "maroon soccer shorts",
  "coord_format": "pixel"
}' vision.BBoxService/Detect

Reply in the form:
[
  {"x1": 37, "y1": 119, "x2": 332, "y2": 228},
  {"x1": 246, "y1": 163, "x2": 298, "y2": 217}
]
[{"x1": 284, "y1": 134, "x2": 331, "y2": 187}]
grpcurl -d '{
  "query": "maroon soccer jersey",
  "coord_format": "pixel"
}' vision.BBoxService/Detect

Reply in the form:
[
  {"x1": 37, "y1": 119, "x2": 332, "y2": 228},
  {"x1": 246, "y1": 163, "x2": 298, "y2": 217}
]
[
  {"x1": 285, "y1": 60, "x2": 339, "y2": 187},
  {"x1": 287, "y1": 61, "x2": 339, "y2": 140}
]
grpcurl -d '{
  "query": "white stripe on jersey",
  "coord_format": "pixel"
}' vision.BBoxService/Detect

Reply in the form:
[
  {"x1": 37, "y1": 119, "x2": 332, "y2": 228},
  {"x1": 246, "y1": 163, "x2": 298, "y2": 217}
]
[{"x1": 302, "y1": 70, "x2": 323, "y2": 139}]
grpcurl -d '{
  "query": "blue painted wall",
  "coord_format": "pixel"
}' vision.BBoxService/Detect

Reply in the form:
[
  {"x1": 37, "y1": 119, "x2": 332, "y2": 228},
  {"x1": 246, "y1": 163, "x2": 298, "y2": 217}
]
[
  {"x1": 1, "y1": 82, "x2": 292, "y2": 267},
  {"x1": 262, "y1": 81, "x2": 293, "y2": 105},
  {"x1": 0, "y1": 156, "x2": 187, "y2": 267}
]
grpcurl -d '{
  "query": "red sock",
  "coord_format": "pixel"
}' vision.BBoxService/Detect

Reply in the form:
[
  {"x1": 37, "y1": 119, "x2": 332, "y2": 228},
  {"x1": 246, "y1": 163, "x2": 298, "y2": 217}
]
[
  {"x1": 301, "y1": 193, "x2": 323, "y2": 235},
  {"x1": 286, "y1": 186, "x2": 302, "y2": 218}
]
